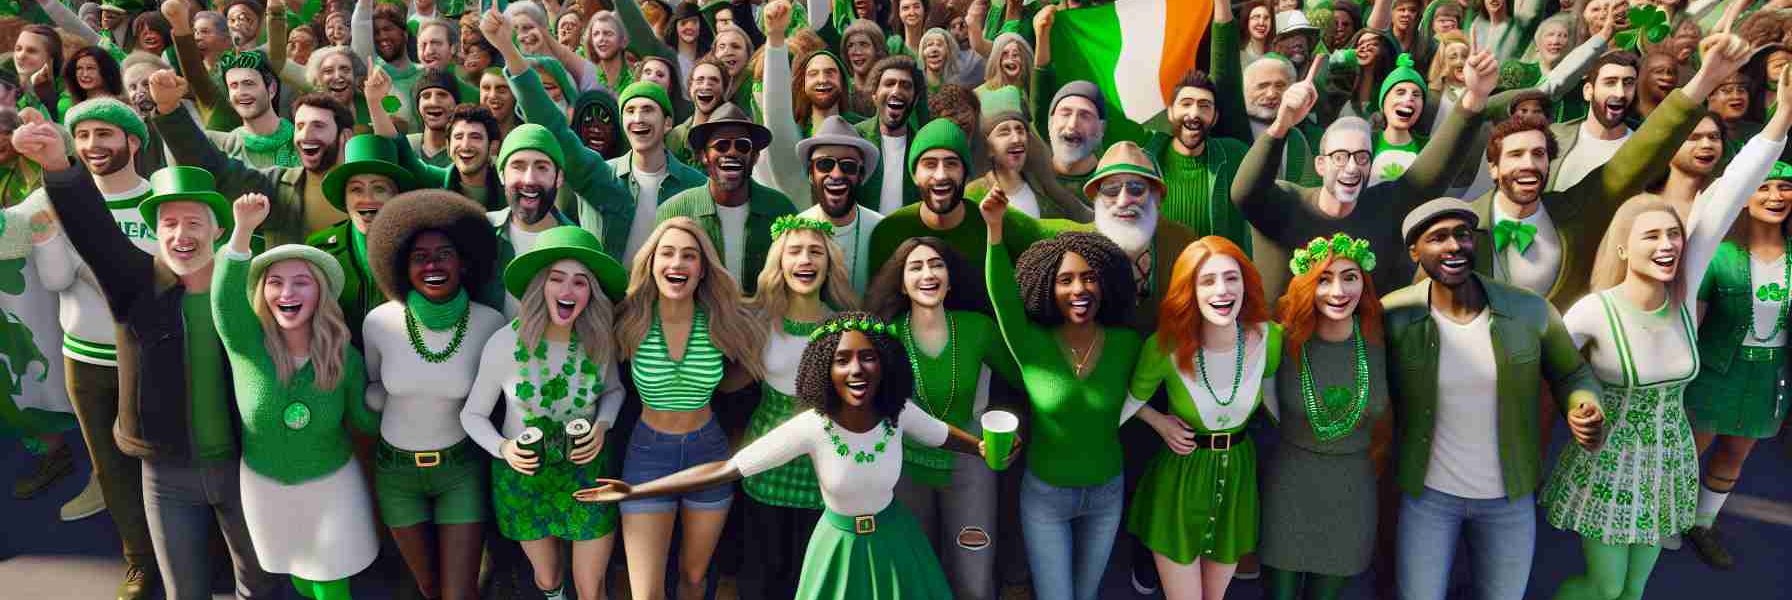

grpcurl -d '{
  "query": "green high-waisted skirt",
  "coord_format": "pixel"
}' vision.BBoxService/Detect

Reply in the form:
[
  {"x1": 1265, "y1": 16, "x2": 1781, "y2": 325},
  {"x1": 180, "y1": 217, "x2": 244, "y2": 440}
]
[
  {"x1": 1685, "y1": 349, "x2": 1788, "y2": 439},
  {"x1": 1126, "y1": 439, "x2": 1259, "y2": 564},
  {"x1": 795, "y1": 501, "x2": 951, "y2": 600}
]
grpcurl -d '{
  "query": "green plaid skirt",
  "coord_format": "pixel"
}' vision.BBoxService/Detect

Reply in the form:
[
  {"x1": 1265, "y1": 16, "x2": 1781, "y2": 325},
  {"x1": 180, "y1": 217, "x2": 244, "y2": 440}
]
[{"x1": 741, "y1": 388, "x2": 824, "y2": 509}]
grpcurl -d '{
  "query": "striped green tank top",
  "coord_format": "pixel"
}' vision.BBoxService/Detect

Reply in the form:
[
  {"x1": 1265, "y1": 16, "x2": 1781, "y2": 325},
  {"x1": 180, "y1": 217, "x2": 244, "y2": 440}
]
[{"x1": 631, "y1": 307, "x2": 726, "y2": 411}]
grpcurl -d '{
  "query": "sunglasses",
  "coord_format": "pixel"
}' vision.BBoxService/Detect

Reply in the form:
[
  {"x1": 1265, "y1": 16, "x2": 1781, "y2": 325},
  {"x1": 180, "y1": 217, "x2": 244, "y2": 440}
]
[
  {"x1": 708, "y1": 137, "x2": 755, "y2": 154},
  {"x1": 1098, "y1": 180, "x2": 1151, "y2": 199},
  {"x1": 811, "y1": 157, "x2": 862, "y2": 176}
]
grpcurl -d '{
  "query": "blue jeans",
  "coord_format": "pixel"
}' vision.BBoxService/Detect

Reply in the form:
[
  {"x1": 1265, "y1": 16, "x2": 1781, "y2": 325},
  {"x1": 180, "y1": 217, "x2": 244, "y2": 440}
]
[
  {"x1": 1018, "y1": 469, "x2": 1123, "y2": 600},
  {"x1": 1396, "y1": 487, "x2": 1536, "y2": 600},
  {"x1": 619, "y1": 417, "x2": 734, "y2": 514}
]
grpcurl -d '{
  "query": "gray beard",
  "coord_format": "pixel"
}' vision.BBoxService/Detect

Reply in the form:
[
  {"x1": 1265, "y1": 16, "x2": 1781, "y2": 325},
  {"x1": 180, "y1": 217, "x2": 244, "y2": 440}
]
[{"x1": 1096, "y1": 205, "x2": 1157, "y2": 256}]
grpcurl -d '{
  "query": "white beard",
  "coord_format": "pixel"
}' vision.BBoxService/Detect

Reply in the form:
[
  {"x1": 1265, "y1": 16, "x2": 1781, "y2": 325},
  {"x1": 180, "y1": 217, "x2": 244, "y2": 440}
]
[{"x1": 1096, "y1": 202, "x2": 1157, "y2": 256}]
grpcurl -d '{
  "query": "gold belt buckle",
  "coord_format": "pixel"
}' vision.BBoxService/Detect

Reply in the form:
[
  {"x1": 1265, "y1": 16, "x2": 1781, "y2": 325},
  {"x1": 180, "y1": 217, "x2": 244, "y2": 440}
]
[
  {"x1": 853, "y1": 515, "x2": 877, "y2": 535},
  {"x1": 1210, "y1": 433, "x2": 1233, "y2": 451},
  {"x1": 414, "y1": 451, "x2": 442, "y2": 468}
]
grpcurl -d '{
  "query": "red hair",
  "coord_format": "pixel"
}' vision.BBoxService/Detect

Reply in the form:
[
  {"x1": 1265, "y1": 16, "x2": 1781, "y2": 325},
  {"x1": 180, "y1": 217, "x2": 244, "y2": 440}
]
[
  {"x1": 1157, "y1": 237, "x2": 1270, "y2": 373},
  {"x1": 1274, "y1": 253, "x2": 1386, "y2": 363}
]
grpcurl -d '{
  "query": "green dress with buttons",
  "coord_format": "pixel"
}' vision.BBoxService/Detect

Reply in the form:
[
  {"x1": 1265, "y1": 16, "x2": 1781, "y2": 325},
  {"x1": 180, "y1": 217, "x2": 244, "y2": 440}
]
[{"x1": 1125, "y1": 325, "x2": 1281, "y2": 565}]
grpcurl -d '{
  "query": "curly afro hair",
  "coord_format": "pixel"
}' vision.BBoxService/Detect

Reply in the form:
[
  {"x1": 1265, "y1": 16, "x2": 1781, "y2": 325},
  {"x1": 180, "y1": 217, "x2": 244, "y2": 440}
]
[
  {"x1": 366, "y1": 190, "x2": 498, "y2": 302},
  {"x1": 794, "y1": 311, "x2": 915, "y2": 426},
  {"x1": 1014, "y1": 232, "x2": 1135, "y2": 327}
]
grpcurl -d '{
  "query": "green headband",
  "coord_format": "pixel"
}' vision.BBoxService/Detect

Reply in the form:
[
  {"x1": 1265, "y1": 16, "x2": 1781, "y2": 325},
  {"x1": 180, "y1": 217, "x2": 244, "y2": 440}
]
[
  {"x1": 809, "y1": 315, "x2": 894, "y2": 341},
  {"x1": 1290, "y1": 233, "x2": 1377, "y2": 277},
  {"x1": 770, "y1": 215, "x2": 835, "y2": 239}
]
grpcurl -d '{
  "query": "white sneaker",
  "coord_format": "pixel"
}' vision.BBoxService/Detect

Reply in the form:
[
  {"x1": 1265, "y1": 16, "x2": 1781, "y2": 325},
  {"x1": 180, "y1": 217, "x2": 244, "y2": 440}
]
[
  {"x1": 1662, "y1": 534, "x2": 1683, "y2": 551},
  {"x1": 59, "y1": 473, "x2": 106, "y2": 522}
]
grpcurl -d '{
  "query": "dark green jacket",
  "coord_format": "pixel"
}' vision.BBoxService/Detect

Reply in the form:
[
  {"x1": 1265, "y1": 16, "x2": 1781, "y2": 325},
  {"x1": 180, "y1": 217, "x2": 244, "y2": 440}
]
[
  {"x1": 1383, "y1": 273, "x2": 1601, "y2": 500},
  {"x1": 654, "y1": 181, "x2": 798, "y2": 295},
  {"x1": 594, "y1": 150, "x2": 708, "y2": 260},
  {"x1": 1472, "y1": 90, "x2": 1706, "y2": 311},
  {"x1": 389, "y1": 132, "x2": 506, "y2": 210},
  {"x1": 306, "y1": 222, "x2": 379, "y2": 349},
  {"x1": 1695, "y1": 242, "x2": 1781, "y2": 377}
]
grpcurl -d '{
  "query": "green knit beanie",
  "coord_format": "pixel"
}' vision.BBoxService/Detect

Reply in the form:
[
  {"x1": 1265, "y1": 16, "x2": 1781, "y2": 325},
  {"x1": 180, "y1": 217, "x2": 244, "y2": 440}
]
[
  {"x1": 65, "y1": 98, "x2": 147, "y2": 144},
  {"x1": 619, "y1": 81, "x2": 673, "y2": 116},
  {"x1": 907, "y1": 118, "x2": 970, "y2": 174},
  {"x1": 498, "y1": 124, "x2": 564, "y2": 171},
  {"x1": 979, "y1": 85, "x2": 1027, "y2": 137},
  {"x1": 1378, "y1": 53, "x2": 1427, "y2": 110}
]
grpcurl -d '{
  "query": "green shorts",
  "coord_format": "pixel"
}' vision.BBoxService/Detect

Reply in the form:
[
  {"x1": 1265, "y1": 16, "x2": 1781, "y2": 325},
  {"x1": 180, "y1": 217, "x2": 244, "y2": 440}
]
[{"x1": 374, "y1": 439, "x2": 489, "y2": 527}]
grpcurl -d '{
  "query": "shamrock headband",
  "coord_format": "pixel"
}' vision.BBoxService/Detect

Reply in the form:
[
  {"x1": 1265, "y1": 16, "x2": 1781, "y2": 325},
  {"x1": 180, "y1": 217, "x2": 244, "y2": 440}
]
[
  {"x1": 216, "y1": 50, "x2": 272, "y2": 77},
  {"x1": 1289, "y1": 233, "x2": 1377, "y2": 277},
  {"x1": 770, "y1": 215, "x2": 835, "y2": 239},
  {"x1": 809, "y1": 315, "x2": 894, "y2": 341}
]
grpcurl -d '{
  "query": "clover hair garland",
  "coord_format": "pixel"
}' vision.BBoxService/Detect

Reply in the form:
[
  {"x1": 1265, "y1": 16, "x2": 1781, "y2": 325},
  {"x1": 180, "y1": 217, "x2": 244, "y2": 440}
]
[
  {"x1": 809, "y1": 315, "x2": 892, "y2": 341},
  {"x1": 1289, "y1": 233, "x2": 1378, "y2": 277},
  {"x1": 770, "y1": 215, "x2": 836, "y2": 239},
  {"x1": 215, "y1": 50, "x2": 271, "y2": 76}
]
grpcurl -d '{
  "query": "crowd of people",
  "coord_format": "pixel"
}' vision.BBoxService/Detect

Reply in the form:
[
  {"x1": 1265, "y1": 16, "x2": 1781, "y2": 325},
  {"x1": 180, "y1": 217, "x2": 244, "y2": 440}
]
[{"x1": 1, "y1": 0, "x2": 1789, "y2": 598}]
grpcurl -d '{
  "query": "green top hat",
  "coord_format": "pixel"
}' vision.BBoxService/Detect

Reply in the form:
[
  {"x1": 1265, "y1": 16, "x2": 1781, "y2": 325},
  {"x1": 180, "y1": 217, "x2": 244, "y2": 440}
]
[
  {"x1": 502, "y1": 226, "x2": 629, "y2": 302},
  {"x1": 139, "y1": 166, "x2": 233, "y2": 232},
  {"x1": 323, "y1": 135, "x2": 417, "y2": 212}
]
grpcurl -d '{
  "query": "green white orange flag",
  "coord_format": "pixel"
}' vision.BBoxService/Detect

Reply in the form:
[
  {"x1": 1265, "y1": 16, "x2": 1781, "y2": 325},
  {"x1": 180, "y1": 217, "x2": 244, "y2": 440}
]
[{"x1": 1049, "y1": 0, "x2": 1211, "y2": 138}]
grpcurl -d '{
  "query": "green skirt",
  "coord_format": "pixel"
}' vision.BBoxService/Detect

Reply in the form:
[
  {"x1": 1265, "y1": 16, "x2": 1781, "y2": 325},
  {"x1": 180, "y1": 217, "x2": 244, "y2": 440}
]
[
  {"x1": 795, "y1": 502, "x2": 952, "y2": 600},
  {"x1": 1685, "y1": 350, "x2": 1787, "y2": 439},
  {"x1": 491, "y1": 428, "x2": 619, "y2": 542},
  {"x1": 1126, "y1": 440, "x2": 1259, "y2": 564}
]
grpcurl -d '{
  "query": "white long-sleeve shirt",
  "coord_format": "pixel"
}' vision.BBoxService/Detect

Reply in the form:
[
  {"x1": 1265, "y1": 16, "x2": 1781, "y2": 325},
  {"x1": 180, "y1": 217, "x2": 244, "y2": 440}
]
[
  {"x1": 461, "y1": 325, "x2": 625, "y2": 458},
  {"x1": 730, "y1": 401, "x2": 950, "y2": 516},
  {"x1": 363, "y1": 299, "x2": 508, "y2": 451}
]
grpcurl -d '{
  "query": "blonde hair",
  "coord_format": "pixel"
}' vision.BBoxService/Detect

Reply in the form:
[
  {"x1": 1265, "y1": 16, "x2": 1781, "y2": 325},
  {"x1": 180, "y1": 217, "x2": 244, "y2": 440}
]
[
  {"x1": 1589, "y1": 196, "x2": 1687, "y2": 298},
  {"x1": 1429, "y1": 31, "x2": 1469, "y2": 91},
  {"x1": 517, "y1": 263, "x2": 616, "y2": 367},
  {"x1": 250, "y1": 260, "x2": 350, "y2": 390},
  {"x1": 981, "y1": 35, "x2": 1032, "y2": 90},
  {"x1": 747, "y1": 228, "x2": 860, "y2": 321},
  {"x1": 615, "y1": 218, "x2": 767, "y2": 378}
]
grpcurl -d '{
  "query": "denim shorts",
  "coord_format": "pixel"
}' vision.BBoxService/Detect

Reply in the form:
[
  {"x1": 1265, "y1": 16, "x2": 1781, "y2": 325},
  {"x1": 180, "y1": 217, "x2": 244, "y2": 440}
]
[{"x1": 619, "y1": 417, "x2": 735, "y2": 514}]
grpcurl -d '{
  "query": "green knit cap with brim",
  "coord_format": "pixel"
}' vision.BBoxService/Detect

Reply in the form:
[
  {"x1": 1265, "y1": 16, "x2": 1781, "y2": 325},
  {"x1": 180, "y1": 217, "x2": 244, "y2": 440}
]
[
  {"x1": 502, "y1": 226, "x2": 629, "y2": 302},
  {"x1": 528, "y1": 55, "x2": 576, "y2": 105},
  {"x1": 907, "y1": 118, "x2": 971, "y2": 175},
  {"x1": 139, "y1": 166, "x2": 233, "y2": 232},
  {"x1": 498, "y1": 124, "x2": 566, "y2": 172},
  {"x1": 618, "y1": 81, "x2": 673, "y2": 116},
  {"x1": 979, "y1": 85, "x2": 1027, "y2": 137},
  {"x1": 1769, "y1": 162, "x2": 1792, "y2": 182},
  {"x1": 65, "y1": 97, "x2": 147, "y2": 144},
  {"x1": 323, "y1": 135, "x2": 417, "y2": 212},
  {"x1": 1377, "y1": 53, "x2": 1427, "y2": 112},
  {"x1": 1082, "y1": 141, "x2": 1164, "y2": 199},
  {"x1": 250, "y1": 244, "x2": 347, "y2": 299}
]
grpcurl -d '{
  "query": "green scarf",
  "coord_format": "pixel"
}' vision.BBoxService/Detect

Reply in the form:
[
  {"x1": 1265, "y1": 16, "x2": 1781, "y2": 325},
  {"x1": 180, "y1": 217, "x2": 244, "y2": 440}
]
[
  {"x1": 406, "y1": 289, "x2": 468, "y2": 331},
  {"x1": 351, "y1": 225, "x2": 369, "y2": 272},
  {"x1": 240, "y1": 119, "x2": 299, "y2": 168}
]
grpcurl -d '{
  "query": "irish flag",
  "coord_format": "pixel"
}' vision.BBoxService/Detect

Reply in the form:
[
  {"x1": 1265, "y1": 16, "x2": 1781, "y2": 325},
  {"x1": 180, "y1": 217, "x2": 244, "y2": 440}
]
[{"x1": 1049, "y1": 0, "x2": 1211, "y2": 137}]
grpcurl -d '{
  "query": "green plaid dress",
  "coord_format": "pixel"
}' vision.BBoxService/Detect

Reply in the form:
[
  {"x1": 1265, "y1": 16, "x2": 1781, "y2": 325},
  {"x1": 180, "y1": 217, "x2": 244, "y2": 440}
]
[{"x1": 741, "y1": 320, "x2": 825, "y2": 510}]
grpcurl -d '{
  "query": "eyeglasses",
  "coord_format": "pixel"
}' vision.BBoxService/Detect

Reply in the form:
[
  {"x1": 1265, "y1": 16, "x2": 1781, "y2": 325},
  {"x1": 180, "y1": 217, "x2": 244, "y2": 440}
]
[
  {"x1": 708, "y1": 137, "x2": 754, "y2": 154},
  {"x1": 1098, "y1": 180, "x2": 1151, "y2": 198},
  {"x1": 811, "y1": 157, "x2": 862, "y2": 176},
  {"x1": 1325, "y1": 150, "x2": 1373, "y2": 167}
]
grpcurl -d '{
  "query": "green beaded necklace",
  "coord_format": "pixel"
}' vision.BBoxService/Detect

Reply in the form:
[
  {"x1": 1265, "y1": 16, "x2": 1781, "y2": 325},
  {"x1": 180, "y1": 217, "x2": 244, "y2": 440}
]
[
  {"x1": 824, "y1": 419, "x2": 896, "y2": 463},
  {"x1": 511, "y1": 320, "x2": 600, "y2": 418},
  {"x1": 1298, "y1": 319, "x2": 1371, "y2": 442},
  {"x1": 901, "y1": 313, "x2": 959, "y2": 419},
  {"x1": 404, "y1": 303, "x2": 470, "y2": 364},
  {"x1": 1747, "y1": 238, "x2": 1792, "y2": 342},
  {"x1": 1195, "y1": 324, "x2": 1246, "y2": 406}
]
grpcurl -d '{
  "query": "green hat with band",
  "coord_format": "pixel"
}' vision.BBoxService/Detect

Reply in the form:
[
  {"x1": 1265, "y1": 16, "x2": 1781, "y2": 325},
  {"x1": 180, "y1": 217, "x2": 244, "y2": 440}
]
[
  {"x1": 322, "y1": 135, "x2": 417, "y2": 212},
  {"x1": 139, "y1": 166, "x2": 233, "y2": 232},
  {"x1": 1769, "y1": 162, "x2": 1792, "y2": 181},
  {"x1": 498, "y1": 124, "x2": 566, "y2": 172},
  {"x1": 907, "y1": 118, "x2": 971, "y2": 175},
  {"x1": 502, "y1": 226, "x2": 629, "y2": 302},
  {"x1": 251, "y1": 244, "x2": 347, "y2": 299},
  {"x1": 65, "y1": 97, "x2": 148, "y2": 144},
  {"x1": 1377, "y1": 53, "x2": 1427, "y2": 113},
  {"x1": 1082, "y1": 141, "x2": 1164, "y2": 199},
  {"x1": 618, "y1": 81, "x2": 673, "y2": 116}
]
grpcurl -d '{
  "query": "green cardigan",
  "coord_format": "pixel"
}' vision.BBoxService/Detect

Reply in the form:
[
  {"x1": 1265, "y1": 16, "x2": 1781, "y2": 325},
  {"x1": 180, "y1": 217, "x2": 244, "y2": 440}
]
[
  {"x1": 1382, "y1": 274, "x2": 1600, "y2": 500},
  {"x1": 211, "y1": 253, "x2": 375, "y2": 485},
  {"x1": 1695, "y1": 242, "x2": 1781, "y2": 376}
]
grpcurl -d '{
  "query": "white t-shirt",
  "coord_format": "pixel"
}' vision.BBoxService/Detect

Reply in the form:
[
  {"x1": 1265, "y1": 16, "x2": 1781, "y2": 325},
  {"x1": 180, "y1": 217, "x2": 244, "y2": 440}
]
[
  {"x1": 880, "y1": 134, "x2": 908, "y2": 214},
  {"x1": 1748, "y1": 255, "x2": 1790, "y2": 348},
  {"x1": 1492, "y1": 202, "x2": 1563, "y2": 297},
  {"x1": 730, "y1": 401, "x2": 950, "y2": 515},
  {"x1": 1005, "y1": 181, "x2": 1041, "y2": 218},
  {"x1": 363, "y1": 301, "x2": 509, "y2": 451},
  {"x1": 1553, "y1": 122, "x2": 1631, "y2": 192},
  {"x1": 1564, "y1": 291, "x2": 1696, "y2": 386},
  {"x1": 1424, "y1": 305, "x2": 1506, "y2": 499},
  {"x1": 717, "y1": 203, "x2": 751, "y2": 280},
  {"x1": 508, "y1": 221, "x2": 543, "y2": 256},
  {"x1": 625, "y1": 166, "x2": 670, "y2": 262},
  {"x1": 461, "y1": 326, "x2": 627, "y2": 458}
]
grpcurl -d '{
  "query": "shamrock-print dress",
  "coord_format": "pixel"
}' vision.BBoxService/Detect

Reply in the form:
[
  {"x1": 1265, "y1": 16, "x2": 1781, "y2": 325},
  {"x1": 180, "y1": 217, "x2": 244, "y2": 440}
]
[{"x1": 462, "y1": 322, "x2": 627, "y2": 541}]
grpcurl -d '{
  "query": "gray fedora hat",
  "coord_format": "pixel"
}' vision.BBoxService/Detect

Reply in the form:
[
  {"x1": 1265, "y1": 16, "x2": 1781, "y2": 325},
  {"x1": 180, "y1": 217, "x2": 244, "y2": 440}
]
[{"x1": 794, "y1": 115, "x2": 880, "y2": 166}]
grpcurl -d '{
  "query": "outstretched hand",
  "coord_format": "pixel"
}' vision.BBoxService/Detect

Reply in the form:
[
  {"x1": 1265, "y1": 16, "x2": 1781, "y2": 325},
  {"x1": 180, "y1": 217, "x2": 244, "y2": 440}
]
[
  {"x1": 1686, "y1": 32, "x2": 1753, "y2": 101},
  {"x1": 364, "y1": 57, "x2": 392, "y2": 102},
  {"x1": 1459, "y1": 49, "x2": 1498, "y2": 112},
  {"x1": 1271, "y1": 60, "x2": 1321, "y2": 137},
  {"x1": 232, "y1": 193, "x2": 271, "y2": 234},
  {"x1": 572, "y1": 479, "x2": 633, "y2": 503},
  {"x1": 980, "y1": 183, "x2": 1009, "y2": 243}
]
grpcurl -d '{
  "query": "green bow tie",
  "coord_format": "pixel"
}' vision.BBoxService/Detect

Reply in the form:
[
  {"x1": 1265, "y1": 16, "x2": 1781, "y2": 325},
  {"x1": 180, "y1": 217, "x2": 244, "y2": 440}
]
[{"x1": 1493, "y1": 220, "x2": 1538, "y2": 254}]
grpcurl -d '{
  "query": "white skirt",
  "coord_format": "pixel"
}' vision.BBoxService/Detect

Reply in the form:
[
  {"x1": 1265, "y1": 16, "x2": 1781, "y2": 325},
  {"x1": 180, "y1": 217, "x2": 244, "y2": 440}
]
[{"x1": 240, "y1": 460, "x2": 379, "y2": 581}]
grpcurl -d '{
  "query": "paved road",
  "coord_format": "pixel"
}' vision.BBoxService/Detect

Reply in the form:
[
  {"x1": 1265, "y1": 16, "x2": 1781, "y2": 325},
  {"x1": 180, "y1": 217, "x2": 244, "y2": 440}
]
[{"x1": 6, "y1": 431, "x2": 1789, "y2": 598}]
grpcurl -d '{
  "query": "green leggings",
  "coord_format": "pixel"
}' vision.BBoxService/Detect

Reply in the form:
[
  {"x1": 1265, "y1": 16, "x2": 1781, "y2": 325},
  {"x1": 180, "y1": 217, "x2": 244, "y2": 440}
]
[
  {"x1": 1551, "y1": 537, "x2": 1662, "y2": 600},
  {"x1": 1265, "y1": 567, "x2": 1349, "y2": 600},
  {"x1": 292, "y1": 576, "x2": 352, "y2": 600}
]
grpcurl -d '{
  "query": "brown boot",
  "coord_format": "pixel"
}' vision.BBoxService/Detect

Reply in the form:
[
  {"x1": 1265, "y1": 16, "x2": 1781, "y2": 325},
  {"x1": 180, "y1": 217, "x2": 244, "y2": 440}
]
[
  {"x1": 116, "y1": 563, "x2": 156, "y2": 600},
  {"x1": 13, "y1": 444, "x2": 73, "y2": 499}
]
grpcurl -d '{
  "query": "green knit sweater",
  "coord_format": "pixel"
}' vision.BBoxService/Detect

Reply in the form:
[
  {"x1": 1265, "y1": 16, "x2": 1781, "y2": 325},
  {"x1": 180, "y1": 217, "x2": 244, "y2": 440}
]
[
  {"x1": 986, "y1": 243, "x2": 1142, "y2": 487},
  {"x1": 1156, "y1": 138, "x2": 1253, "y2": 256},
  {"x1": 897, "y1": 310, "x2": 1021, "y2": 487},
  {"x1": 212, "y1": 253, "x2": 376, "y2": 484}
]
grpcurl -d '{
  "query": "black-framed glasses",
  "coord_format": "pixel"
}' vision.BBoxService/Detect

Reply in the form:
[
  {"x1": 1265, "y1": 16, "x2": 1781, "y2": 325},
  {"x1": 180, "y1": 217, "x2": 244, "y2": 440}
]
[
  {"x1": 1098, "y1": 180, "x2": 1151, "y2": 199},
  {"x1": 708, "y1": 137, "x2": 754, "y2": 154},
  {"x1": 1325, "y1": 149, "x2": 1372, "y2": 167},
  {"x1": 811, "y1": 157, "x2": 862, "y2": 176}
]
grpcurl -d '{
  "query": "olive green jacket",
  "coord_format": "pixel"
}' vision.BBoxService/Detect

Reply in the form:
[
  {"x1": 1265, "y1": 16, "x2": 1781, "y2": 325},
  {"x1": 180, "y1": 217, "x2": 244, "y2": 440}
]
[
  {"x1": 1382, "y1": 273, "x2": 1601, "y2": 500},
  {"x1": 654, "y1": 181, "x2": 798, "y2": 295},
  {"x1": 155, "y1": 109, "x2": 313, "y2": 248}
]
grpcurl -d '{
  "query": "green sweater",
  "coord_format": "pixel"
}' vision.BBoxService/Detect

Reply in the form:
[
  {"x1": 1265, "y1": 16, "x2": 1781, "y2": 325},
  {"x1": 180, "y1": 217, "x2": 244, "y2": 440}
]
[
  {"x1": 1154, "y1": 136, "x2": 1252, "y2": 256},
  {"x1": 186, "y1": 292, "x2": 234, "y2": 462},
  {"x1": 898, "y1": 310, "x2": 1021, "y2": 487},
  {"x1": 866, "y1": 203, "x2": 1060, "y2": 285},
  {"x1": 986, "y1": 243, "x2": 1142, "y2": 487},
  {"x1": 212, "y1": 253, "x2": 376, "y2": 484}
]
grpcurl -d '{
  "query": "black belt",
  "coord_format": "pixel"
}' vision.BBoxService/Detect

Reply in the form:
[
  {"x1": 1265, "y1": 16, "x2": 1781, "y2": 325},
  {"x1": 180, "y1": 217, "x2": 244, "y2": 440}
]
[
  {"x1": 1193, "y1": 432, "x2": 1239, "y2": 451},
  {"x1": 377, "y1": 440, "x2": 479, "y2": 469}
]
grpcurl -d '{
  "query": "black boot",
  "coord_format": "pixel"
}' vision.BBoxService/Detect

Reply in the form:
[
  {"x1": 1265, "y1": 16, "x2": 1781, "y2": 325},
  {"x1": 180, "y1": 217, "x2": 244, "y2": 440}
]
[{"x1": 1686, "y1": 525, "x2": 1735, "y2": 570}]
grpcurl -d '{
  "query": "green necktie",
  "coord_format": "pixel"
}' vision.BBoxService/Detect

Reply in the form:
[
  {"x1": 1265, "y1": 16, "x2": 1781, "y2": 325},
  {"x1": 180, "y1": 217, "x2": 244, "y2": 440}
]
[{"x1": 1493, "y1": 220, "x2": 1538, "y2": 254}]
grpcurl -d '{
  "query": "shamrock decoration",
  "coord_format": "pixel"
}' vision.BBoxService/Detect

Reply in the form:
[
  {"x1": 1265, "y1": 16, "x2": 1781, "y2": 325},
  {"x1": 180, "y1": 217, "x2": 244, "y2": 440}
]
[
  {"x1": 1758, "y1": 282, "x2": 1788, "y2": 302},
  {"x1": 1287, "y1": 234, "x2": 1378, "y2": 276},
  {"x1": 1380, "y1": 162, "x2": 1407, "y2": 182},
  {"x1": 1321, "y1": 385, "x2": 1353, "y2": 413},
  {"x1": 1613, "y1": 5, "x2": 1670, "y2": 52}
]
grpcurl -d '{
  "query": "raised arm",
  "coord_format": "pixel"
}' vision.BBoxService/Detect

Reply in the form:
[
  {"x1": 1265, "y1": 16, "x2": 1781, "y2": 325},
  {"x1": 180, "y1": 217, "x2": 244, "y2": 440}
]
[
  {"x1": 351, "y1": 0, "x2": 375, "y2": 60},
  {"x1": 1537, "y1": 30, "x2": 1609, "y2": 99},
  {"x1": 149, "y1": 70, "x2": 281, "y2": 201},
  {"x1": 364, "y1": 58, "x2": 400, "y2": 138},
  {"x1": 1393, "y1": 48, "x2": 1496, "y2": 205},
  {"x1": 1230, "y1": 66, "x2": 1315, "y2": 241},
  {"x1": 11, "y1": 118, "x2": 153, "y2": 317},
  {"x1": 482, "y1": 9, "x2": 626, "y2": 209},
  {"x1": 980, "y1": 187, "x2": 1051, "y2": 361},
  {"x1": 760, "y1": 2, "x2": 811, "y2": 209},
  {"x1": 1209, "y1": 0, "x2": 1249, "y2": 142},
  {"x1": 1367, "y1": 0, "x2": 1392, "y2": 30},
  {"x1": 965, "y1": 0, "x2": 995, "y2": 57},
  {"x1": 268, "y1": 3, "x2": 290, "y2": 73},
  {"x1": 616, "y1": 0, "x2": 677, "y2": 65},
  {"x1": 34, "y1": 0, "x2": 103, "y2": 44},
  {"x1": 212, "y1": 194, "x2": 274, "y2": 357},
  {"x1": 1682, "y1": 70, "x2": 1792, "y2": 299},
  {"x1": 164, "y1": 0, "x2": 225, "y2": 111}
]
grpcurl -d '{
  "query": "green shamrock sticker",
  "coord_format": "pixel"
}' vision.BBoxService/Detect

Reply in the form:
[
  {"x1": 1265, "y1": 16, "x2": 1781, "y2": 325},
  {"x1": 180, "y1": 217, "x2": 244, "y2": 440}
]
[
  {"x1": 1380, "y1": 162, "x2": 1407, "y2": 182},
  {"x1": 382, "y1": 96, "x2": 403, "y2": 113},
  {"x1": 1758, "y1": 282, "x2": 1788, "y2": 302}
]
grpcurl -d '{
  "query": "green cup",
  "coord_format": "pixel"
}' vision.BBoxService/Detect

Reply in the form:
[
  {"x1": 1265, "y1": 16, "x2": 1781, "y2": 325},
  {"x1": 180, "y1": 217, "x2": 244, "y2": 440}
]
[{"x1": 981, "y1": 410, "x2": 1019, "y2": 471}]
